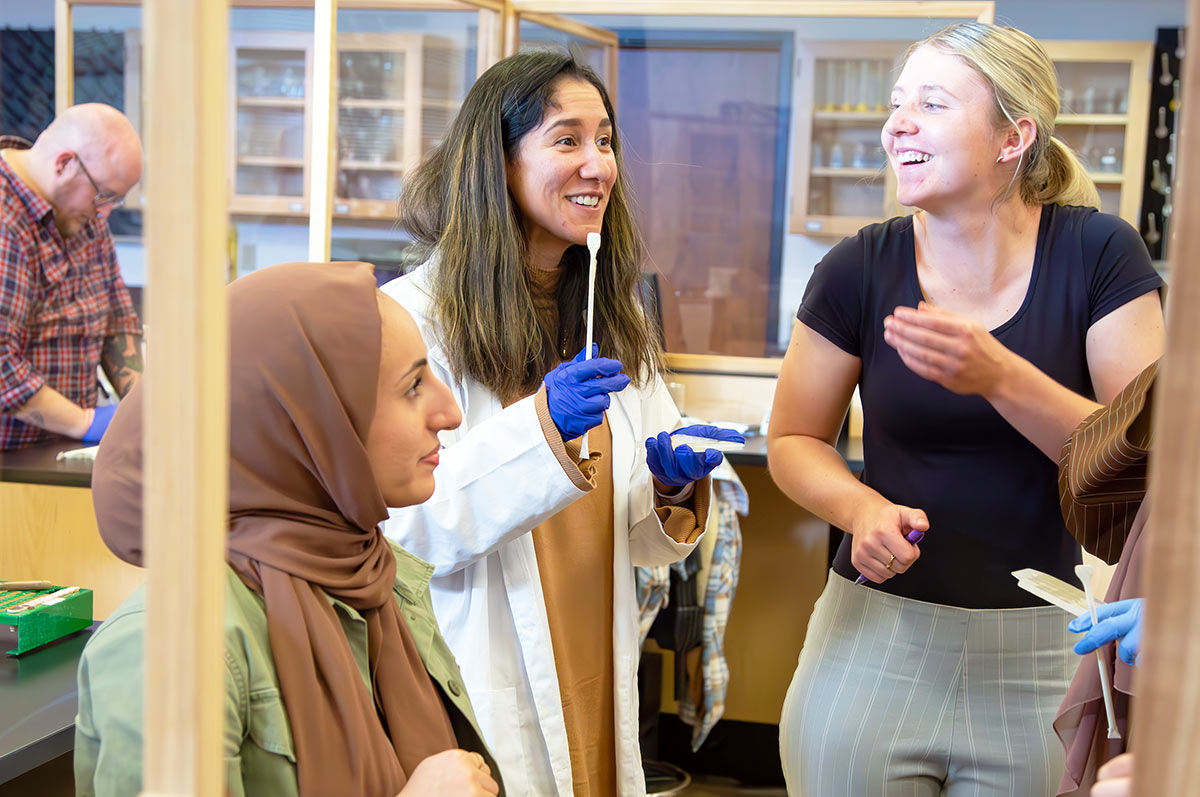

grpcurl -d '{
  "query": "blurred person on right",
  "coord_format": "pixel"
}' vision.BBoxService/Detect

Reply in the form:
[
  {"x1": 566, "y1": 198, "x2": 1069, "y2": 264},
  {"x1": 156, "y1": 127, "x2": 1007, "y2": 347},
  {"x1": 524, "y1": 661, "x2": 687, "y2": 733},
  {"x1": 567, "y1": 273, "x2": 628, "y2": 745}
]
[
  {"x1": 1054, "y1": 359, "x2": 1157, "y2": 795},
  {"x1": 768, "y1": 22, "x2": 1164, "y2": 796}
]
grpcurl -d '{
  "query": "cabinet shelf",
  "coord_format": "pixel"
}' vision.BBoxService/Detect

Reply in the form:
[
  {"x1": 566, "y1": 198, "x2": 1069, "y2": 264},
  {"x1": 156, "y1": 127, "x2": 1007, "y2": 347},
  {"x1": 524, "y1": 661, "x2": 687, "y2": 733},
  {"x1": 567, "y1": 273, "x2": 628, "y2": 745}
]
[
  {"x1": 237, "y1": 156, "x2": 305, "y2": 168},
  {"x1": 1056, "y1": 113, "x2": 1129, "y2": 126},
  {"x1": 332, "y1": 198, "x2": 399, "y2": 219},
  {"x1": 339, "y1": 160, "x2": 405, "y2": 171},
  {"x1": 813, "y1": 110, "x2": 890, "y2": 122},
  {"x1": 339, "y1": 98, "x2": 406, "y2": 110},
  {"x1": 231, "y1": 196, "x2": 307, "y2": 217},
  {"x1": 1088, "y1": 172, "x2": 1124, "y2": 184},
  {"x1": 798, "y1": 215, "x2": 888, "y2": 237},
  {"x1": 810, "y1": 166, "x2": 883, "y2": 179},
  {"x1": 237, "y1": 96, "x2": 305, "y2": 108}
]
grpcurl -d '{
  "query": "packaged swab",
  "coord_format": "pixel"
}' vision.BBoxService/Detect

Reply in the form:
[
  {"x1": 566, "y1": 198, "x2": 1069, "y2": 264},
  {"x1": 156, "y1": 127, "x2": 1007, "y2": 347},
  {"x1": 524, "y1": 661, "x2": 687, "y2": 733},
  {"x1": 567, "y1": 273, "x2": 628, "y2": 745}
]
[
  {"x1": 668, "y1": 434, "x2": 746, "y2": 453},
  {"x1": 1012, "y1": 568, "x2": 1097, "y2": 615}
]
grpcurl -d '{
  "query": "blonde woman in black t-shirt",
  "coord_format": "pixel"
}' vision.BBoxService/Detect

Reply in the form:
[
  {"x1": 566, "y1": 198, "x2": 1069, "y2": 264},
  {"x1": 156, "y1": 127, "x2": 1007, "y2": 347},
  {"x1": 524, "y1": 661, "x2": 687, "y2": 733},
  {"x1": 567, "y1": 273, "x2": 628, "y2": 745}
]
[{"x1": 768, "y1": 22, "x2": 1164, "y2": 796}]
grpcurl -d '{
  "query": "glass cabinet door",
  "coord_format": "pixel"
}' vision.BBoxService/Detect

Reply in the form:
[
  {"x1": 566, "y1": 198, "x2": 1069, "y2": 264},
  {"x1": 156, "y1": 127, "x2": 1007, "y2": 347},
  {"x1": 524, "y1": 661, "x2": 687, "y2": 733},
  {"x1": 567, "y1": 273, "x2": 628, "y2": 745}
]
[
  {"x1": 792, "y1": 42, "x2": 903, "y2": 238},
  {"x1": 333, "y1": 32, "x2": 466, "y2": 220},
  {"x1": 336, "y1": 34, "x2": 408, "y2": 219},
  {"x1": 231, "y1": 32, "x2": 312, "y2": 216},
  {"x1": 1045, "y1": 41, "x2": 1154, "y2": 227}
]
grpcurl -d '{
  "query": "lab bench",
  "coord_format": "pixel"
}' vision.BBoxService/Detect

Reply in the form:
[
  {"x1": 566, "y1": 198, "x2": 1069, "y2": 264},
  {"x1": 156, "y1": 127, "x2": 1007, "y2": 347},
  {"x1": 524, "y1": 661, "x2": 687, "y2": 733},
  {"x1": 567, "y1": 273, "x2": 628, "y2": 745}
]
[
  {"x1": 0, "y1": 443, "x2": 143, "y2": 622},
  {"x1": 0, "y1": 624, "x2": 95, "y2": 787}
]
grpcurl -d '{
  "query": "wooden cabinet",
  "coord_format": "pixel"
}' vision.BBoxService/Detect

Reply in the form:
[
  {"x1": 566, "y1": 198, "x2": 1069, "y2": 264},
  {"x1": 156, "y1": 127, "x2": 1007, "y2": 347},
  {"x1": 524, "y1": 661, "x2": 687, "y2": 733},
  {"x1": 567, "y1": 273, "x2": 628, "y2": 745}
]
[
  {"x1": 790, "y1": 42, "x2": 906, "y2": 238},
  {"x1": 791, "y1": 39, "x2": 1153, "y2": 237},
  {"x1": 226, "y1": 30, "x2": 464, "y2": 220},
  {"x1": 332, "y1": 32, "x2": 463, "y2": 220},
  {"x1": 124, "y1": 29, "x2": 466, "y2": 221},
  {"x1": 230, "y1": 31, "x2": 313, "y2": 217},
  {"x1": 1043, "y1": 40, "x2": 1153, "y2": 225}
]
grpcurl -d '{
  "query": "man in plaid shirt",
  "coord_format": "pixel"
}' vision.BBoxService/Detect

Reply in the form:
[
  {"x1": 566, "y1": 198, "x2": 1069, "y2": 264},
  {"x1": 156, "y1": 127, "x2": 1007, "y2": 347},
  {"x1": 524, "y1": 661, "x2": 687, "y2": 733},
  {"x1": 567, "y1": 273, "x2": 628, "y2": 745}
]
[{"x1": 0, "y1": 103, "x2": 143, "y2": 450}]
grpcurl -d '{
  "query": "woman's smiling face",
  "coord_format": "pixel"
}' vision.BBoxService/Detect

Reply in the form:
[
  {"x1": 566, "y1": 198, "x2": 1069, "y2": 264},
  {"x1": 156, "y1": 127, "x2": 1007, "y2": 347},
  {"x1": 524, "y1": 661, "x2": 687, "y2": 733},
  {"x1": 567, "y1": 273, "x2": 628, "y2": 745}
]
[
  {"x1": 883, "y1": 45, "x2": 1009, "y2": 212},
  {"x1": 505, "y1": 78, "x2": 618, "y2": 268}
]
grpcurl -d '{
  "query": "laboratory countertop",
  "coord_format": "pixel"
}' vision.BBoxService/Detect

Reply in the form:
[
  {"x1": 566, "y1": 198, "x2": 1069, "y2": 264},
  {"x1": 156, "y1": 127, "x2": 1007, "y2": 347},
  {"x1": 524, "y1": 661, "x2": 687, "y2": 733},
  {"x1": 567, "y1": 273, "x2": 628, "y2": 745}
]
[
  {"x1": 0, "y1": 624, "x2": 95, "y2": 784},
  {"x1": 0, "y1": 433, "x2": 867, "y2": 489},
  {"x1": 0, "y1": 441, "x2": 94, "y2": 489},
  {"x1": 726, "y1": 432, "x2": 864, "y2": 474}
]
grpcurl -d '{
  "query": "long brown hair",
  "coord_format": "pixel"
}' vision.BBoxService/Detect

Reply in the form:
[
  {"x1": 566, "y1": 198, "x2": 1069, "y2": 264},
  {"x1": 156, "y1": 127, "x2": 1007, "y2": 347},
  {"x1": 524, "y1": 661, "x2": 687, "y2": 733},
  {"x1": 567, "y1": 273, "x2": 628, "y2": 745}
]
[
  {"x1": 398, "y1": 50, "x2": 663, "y2": 402},
  {"x1": 908, "y1": 23, "x2": 1100, "y2": 209}
]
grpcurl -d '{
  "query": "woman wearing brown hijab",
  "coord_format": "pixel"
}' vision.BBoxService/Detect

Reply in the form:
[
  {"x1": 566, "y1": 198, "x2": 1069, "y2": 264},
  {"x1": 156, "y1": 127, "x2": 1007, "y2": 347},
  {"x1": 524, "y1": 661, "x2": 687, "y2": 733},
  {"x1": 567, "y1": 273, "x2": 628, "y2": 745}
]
[{"x1": 74, "y1": 262, "x2": 500, "y2": 797}]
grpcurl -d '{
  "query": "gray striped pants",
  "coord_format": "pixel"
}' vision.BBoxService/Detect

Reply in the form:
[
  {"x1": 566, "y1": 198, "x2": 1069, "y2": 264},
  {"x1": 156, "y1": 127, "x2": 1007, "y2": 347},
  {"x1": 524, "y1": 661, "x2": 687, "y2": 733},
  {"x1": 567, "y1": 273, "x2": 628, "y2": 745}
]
[{"x1": 780, "y1": 572, "x2": 1078, "y2": 797}]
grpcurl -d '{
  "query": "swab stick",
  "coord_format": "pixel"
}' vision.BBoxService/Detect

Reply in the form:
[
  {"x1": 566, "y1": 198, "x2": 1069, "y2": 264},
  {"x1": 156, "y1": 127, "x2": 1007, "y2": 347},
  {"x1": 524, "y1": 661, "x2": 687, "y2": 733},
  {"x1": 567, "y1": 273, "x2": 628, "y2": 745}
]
[
  {"x1": 582, "y1": 232, "x2": 601, "y2": 458},
  {"x1": 1076, "y1": 563, "x2": 1122, "y2": 740}
]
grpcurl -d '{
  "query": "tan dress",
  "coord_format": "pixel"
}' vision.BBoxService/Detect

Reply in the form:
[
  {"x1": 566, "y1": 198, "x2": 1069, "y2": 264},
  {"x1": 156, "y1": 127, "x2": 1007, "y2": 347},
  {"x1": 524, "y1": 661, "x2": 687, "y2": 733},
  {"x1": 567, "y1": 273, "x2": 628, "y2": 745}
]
[{"x1": 525, "y1": 265, "x2": 707, "y2": 795}]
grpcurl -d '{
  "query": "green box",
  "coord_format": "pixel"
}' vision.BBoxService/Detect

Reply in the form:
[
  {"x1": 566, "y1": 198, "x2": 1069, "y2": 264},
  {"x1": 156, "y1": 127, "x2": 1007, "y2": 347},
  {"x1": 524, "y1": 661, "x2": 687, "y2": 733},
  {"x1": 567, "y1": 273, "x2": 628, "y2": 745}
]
[{"x1": 0, "y1": 585, "x2": 93, "y2": 656}]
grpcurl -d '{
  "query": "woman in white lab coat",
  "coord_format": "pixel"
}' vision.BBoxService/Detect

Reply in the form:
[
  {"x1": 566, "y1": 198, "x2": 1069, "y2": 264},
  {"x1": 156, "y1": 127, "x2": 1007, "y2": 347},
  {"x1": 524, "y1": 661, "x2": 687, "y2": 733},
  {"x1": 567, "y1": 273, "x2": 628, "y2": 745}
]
[{"x1": 381, "y1": 51, "x2": 732, "y2": 796}]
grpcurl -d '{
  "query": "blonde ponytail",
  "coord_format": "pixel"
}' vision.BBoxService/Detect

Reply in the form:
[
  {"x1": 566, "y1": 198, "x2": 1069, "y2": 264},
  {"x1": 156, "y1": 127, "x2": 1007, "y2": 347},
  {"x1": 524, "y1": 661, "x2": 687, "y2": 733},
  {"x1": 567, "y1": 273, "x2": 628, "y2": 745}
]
[{"x1": 1027, "y1": 136, "x2": 1100, "y2": 208}]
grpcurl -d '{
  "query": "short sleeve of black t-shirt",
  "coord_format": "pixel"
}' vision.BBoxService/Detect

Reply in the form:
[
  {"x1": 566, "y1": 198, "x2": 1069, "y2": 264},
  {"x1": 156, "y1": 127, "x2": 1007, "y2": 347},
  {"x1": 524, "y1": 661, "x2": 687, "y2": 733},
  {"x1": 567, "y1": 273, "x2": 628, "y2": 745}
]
[{"x1": 796, "y1": 205, "x2": 1163, "y2": 608}]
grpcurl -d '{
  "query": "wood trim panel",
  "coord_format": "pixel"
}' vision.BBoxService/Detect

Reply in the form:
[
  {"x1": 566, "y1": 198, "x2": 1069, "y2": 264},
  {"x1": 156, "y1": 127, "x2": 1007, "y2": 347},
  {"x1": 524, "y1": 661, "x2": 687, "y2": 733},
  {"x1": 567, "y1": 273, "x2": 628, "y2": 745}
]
[
  {"x1": 502, "y1": 0, "x2": 519, "y2": 58},
  {"x1": 666, "y1": 353, "x2": 781, "y2": 377},
  {"x1": 55, "y1": 0, "x2": 73, "y2": 115},
  {"x1": 141, "y1": 0, "x2": 229, "y2": 792},
  {"x1": 1119, "y1": 43, "x2": 1153, "y2": 224},
  {"x1": 476, "y1": 8, "x2": 503, "y2": 76},
  {"x1": 516, "y1": 11, "x2": 618, "y2": 46},
  {"x1": 1133, "y1": 1, "x2": 1200, "y2": 789},
  {"x1": 308, "y1": 0, "x2": 338, "y2": 261}
]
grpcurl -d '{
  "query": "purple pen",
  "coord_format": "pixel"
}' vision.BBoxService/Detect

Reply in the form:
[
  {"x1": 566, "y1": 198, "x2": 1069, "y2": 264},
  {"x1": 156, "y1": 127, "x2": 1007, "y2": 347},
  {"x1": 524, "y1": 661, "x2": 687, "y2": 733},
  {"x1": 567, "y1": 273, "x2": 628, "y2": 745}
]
[{"x1": 855, "y1": 529, "x2": 926, "y2": 584}]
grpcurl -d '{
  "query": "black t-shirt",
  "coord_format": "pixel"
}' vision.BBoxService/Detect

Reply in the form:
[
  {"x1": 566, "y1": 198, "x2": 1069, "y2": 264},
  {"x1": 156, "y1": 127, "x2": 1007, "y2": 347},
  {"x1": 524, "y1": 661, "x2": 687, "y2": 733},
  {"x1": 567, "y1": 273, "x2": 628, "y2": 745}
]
[{"x1": 798, "y1": 204, "x2": 1163, "y2": 607}]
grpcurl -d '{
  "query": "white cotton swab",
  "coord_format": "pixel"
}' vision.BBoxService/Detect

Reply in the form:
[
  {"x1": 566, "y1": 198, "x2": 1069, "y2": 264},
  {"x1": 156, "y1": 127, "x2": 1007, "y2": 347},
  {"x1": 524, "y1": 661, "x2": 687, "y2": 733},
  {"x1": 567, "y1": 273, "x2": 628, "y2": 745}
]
[
  {"x1": 581, "y1": 232, "x2": 601, "y2": 459},
  {"x1": 1076, "y1": 564, "x2": 1122, "y2": 740}
]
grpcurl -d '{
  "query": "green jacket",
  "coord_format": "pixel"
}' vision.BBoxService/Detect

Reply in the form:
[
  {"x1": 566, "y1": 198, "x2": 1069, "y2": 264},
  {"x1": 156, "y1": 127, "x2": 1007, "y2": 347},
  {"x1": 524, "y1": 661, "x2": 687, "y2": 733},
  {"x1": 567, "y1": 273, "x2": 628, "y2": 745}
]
[{"x1": 75, "y1": 540, "x2": 500, "y2": 797}]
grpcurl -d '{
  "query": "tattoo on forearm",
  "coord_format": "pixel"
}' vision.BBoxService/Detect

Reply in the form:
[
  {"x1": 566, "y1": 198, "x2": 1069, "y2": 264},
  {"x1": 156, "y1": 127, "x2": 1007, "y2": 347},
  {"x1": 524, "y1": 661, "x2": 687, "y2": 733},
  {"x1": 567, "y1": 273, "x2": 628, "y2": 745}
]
[{"x1": 101, "y1": 335, "x2": 145, "y2": 397}]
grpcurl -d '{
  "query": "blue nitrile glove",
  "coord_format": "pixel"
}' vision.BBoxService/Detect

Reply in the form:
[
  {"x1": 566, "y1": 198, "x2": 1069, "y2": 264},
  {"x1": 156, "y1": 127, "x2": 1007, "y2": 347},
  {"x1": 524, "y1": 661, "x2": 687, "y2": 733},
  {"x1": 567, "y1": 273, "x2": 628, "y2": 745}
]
[
  {"x1": 645, "y1": 424, "x2": 745, "y2": 488},
  {"x1": 1069, "y1": 597, "x2": 1144, "y2": 666},
  {"x1": 543, "y1": 345, "x2": 630, "y2": 440},
  {"x1": 82, "y1": 404, "x2": 118, "y2": 444}
]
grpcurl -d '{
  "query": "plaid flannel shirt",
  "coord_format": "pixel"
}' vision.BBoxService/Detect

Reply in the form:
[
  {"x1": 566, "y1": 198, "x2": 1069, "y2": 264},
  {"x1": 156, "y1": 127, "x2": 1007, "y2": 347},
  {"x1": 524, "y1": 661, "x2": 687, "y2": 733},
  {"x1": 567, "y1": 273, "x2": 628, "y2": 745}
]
[{"x1": 0, "y1": 136, "x2": 141, "y2": 449}]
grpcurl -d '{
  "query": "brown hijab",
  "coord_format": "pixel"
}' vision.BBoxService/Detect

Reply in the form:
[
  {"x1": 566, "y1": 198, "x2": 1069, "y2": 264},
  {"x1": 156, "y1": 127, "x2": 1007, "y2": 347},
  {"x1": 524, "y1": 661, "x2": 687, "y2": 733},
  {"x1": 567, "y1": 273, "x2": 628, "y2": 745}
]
[{"x1": 93, "y1": 262, "x2": 457, "y2": 796}]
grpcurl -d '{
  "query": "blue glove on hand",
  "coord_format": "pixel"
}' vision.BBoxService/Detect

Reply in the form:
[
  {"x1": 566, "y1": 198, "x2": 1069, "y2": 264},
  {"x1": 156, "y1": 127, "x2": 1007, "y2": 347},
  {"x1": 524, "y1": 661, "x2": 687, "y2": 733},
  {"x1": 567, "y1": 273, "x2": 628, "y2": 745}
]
[
  {"x1": 645, "y1": 424, "x2": 744, "y2": 488},
  {"x1": 81, "y1": 404, "x2": 118, "y2": 444},
  {"x1": 1069, "y1": 597, "x2": 1143, "y2": 666},
  {"x1": 543, "y1": 345, "x2": 630, "y2": 440}
]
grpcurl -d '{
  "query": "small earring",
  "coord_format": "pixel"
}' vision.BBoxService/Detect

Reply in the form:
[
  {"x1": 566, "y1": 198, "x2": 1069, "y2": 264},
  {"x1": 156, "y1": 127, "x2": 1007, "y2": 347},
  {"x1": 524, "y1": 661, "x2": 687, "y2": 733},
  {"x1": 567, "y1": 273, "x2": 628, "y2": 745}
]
[{"x1": 996, "y1": 155, "x2": 1004, "y2": 163}]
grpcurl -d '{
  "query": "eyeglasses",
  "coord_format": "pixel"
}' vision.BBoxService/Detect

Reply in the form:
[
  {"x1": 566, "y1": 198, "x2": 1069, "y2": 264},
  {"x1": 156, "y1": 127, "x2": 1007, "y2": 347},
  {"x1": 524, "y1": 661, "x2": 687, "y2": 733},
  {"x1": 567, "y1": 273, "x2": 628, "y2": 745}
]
[{"x1": 74, "y1": 155, "x2": 126, "y2": 211}]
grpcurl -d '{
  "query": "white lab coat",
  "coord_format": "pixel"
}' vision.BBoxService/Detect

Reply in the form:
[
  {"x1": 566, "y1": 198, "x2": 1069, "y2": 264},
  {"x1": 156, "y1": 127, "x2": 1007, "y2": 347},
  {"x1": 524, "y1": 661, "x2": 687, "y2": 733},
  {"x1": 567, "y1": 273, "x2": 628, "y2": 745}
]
[{"x1": 380, "y1": 261, "x2": 702, "y2": 796}]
